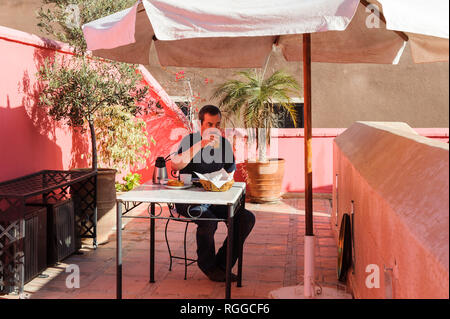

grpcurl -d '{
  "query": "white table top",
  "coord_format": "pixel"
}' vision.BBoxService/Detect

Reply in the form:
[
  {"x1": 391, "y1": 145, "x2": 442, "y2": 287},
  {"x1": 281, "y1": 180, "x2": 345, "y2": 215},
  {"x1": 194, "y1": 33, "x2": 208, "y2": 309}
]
[{"x1": 117, "y1": 181, "x2": 246, "y2": 205}]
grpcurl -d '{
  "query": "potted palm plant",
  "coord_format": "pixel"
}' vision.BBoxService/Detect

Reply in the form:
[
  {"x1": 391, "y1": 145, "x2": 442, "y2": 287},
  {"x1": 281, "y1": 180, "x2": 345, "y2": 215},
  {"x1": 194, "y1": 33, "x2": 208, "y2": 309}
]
[{"x1": 213, "y1": 70, "x2": 300, "y2": 202}]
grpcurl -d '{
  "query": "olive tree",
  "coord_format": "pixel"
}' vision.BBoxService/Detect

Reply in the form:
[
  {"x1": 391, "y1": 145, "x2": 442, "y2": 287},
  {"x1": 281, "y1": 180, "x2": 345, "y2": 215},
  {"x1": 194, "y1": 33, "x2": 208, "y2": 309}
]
[
  {"x1": 37, "y1": 56, "x2": 148, "y2": 170},
  {"x1": 36, "y1": 0, "x2": 153, "y2": 172}
]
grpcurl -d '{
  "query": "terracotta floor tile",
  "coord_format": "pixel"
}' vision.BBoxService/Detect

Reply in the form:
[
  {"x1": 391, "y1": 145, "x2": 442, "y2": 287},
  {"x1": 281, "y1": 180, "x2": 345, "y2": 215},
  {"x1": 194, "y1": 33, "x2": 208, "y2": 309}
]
[
  {"x1": 70, "y1": 289, "x2": 115, "y2": 299},
  {"x1": 30, "y1": 290, "x2": 76, "y2": 299},
  {"x1": 83, "y1": 274, "x2": 117, "y2": 292},
  {"x1": 3, "y1": 198, "x2": 344, "y2": 300}
]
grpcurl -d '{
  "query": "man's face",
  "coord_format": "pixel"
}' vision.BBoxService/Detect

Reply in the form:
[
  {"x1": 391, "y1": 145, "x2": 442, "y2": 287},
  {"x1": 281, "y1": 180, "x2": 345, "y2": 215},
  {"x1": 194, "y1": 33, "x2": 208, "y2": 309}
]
[{"x1": 200, "y1": 113, "x2": 221, "y2": 135}]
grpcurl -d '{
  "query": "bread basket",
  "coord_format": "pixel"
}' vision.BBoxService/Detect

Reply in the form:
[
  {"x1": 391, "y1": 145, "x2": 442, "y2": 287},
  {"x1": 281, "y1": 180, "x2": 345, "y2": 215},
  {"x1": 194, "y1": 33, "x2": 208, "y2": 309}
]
[{"x1": 199, "y1": 179, "x2": 234, "y2": 192}]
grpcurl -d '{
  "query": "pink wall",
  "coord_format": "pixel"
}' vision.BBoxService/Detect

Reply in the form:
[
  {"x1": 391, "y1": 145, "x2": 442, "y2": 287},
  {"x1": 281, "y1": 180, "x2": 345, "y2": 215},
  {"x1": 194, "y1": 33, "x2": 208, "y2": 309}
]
[
  {"x1": 223, "y1": 128, "x2": 345, "y2": 193},
  {"x1": 332, "y1": 122, "x2": 449, "y2": 298},
  {"x1": 0, "y1": 26, "x2": 188, "y2": 183},
  {"x1": 0, "y1": 27, "x2": 79, "y2": 181},
  {"x1": 224, "y1": 127, "x2": 448, "y2": 194}
]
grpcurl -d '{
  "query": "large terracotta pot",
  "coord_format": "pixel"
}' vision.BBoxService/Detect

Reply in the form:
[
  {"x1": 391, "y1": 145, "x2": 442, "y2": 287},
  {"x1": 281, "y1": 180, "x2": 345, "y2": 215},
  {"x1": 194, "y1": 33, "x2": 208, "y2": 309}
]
[
  {"x1": 244, "y1": 158, "x2": 285, "y2": 203},
  {"x1": 71, "y1": 168, "x2": 117, "y2": 246},
  {"x1": 95, "y1": 168, "x2": 117, "y2": 245}
]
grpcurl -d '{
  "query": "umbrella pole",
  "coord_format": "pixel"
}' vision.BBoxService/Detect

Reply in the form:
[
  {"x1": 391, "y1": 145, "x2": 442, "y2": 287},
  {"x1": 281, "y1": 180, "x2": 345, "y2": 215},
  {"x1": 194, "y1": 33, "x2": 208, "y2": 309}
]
[
  {"x1": 271, "y1": 35, "x2": 352, "y2": 299},
  {"x1": 303, "y1": 33, "x2": 315, "y2": 298}
]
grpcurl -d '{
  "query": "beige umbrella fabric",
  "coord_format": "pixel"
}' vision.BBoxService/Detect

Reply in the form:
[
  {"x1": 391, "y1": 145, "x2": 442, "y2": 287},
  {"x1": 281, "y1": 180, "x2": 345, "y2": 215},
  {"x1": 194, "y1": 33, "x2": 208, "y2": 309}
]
[{"x1": 83, "y1": 0, "x2": 448, "y2": 66}]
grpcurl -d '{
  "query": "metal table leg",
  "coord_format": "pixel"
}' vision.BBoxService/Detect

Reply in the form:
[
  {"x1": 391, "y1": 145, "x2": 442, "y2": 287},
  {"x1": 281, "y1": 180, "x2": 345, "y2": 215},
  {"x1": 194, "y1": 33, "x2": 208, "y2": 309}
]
[
  {"x1": 225, "y1": 204, "x2": 234, "y2": 299},
  {"x1": 237, "y1": 192, "x2": 245, "y2": 288},
  {"x1": 116, "y1": 201, "x2": 122, "y2": 299},
  {"x1": 150, "y1": 202, "x2": 155, "y2": 283},
  {"x1": 237, "y1": 233, "x2": 243, "y2": 288},
  {"x1": 19, "y1": 218, "x2": 25, "y2": 298}
]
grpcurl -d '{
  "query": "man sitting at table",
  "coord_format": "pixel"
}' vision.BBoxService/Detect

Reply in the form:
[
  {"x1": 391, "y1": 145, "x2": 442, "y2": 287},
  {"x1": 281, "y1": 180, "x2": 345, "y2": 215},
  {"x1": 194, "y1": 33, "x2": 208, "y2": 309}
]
[{"x1": 171, "y1": 104, "x2": 256, "y2": 282}]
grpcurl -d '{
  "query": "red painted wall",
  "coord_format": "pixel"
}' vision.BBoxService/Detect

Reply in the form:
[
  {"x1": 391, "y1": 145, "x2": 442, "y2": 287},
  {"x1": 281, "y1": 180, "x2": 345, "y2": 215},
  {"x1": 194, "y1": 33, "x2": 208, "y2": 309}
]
[{"x1": 132, "y1": 66, "x2": 191, "y2": 183}]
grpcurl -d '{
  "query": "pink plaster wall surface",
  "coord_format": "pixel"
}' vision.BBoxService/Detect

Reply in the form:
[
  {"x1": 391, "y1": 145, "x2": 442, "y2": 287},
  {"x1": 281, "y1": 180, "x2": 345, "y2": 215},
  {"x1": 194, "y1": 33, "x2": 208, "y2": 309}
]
[
  {"x1": 332, "y1": 122, "x2": 449, "y2": 299},
  {"x1": 224, "y1": 128, "x2": 345, "y2": 194},
  {"x1": 0, "y1": 26, "x2": 79, "y2": 181}
]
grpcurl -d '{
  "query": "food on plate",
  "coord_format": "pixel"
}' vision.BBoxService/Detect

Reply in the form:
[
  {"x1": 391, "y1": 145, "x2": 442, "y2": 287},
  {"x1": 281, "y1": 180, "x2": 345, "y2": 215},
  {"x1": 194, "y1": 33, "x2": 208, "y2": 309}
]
[{"x1": 167, "y1": 179, "x2": 184, "y2": 187}]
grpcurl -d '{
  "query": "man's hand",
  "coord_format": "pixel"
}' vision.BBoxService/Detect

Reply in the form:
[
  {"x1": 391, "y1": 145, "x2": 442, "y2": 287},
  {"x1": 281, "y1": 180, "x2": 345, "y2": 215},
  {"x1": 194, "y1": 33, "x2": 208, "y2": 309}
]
[
  {"x1": 201, "y1": 135, "x2": 219, "y2": 148},
  {"x1": 201, "y1": 129, "x2": 221, "y2": 149}
]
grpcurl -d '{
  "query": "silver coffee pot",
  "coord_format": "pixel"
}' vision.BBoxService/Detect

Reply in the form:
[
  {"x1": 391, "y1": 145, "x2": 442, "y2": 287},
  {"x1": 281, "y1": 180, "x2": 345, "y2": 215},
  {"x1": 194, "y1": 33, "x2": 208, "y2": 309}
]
[
  {"x1": 152, "y1": 154, "x2": 178, "y2": 184},
  {"x1": 152, "y1": 157, "x2": 168, "y2": 184}
]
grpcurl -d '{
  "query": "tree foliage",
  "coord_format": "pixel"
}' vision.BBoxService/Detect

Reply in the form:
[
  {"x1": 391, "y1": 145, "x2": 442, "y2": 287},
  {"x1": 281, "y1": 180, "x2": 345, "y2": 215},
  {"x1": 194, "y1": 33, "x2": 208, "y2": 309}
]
[
  {"x1": 115, "y1": 172, "x2": 142, "y2": 192},
  {"x1": 95, "y1": 106, "x2": 154, "y2": 172},
  {"x1": 37, "y1": 54, "x2": 149, "y2": 170},
  {"x1": 36, "y1": 0, "x2": 154, "y2": 172},
  {"x1": 37, "y1": 0, "x2": 136, "y2": 54},
  {"x1": 38, "y1": 57, "x2": 147, "y2": 125}
]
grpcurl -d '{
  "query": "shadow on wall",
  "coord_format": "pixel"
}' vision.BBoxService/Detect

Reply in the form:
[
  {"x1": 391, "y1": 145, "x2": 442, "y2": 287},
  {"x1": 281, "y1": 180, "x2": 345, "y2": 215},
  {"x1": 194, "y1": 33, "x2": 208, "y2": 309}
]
[
  {"x1": 0, "y1": 96, "x2": 63, "y2": 182},
  {"x1": 30, "y1": 45, "x2": 90, "y2": 169},
  {"x1": 20, "y1": 50, "x2": 58, "y2": 140},
  {"x1": 26, "y1": 46, "x2": 89, "y2": 170},
  {"x1": 0, "y1": 44, "x2": 91, "y2": 183},
  {"x1": 69, "y1": 126, "x2": 90, "y2": 169}
]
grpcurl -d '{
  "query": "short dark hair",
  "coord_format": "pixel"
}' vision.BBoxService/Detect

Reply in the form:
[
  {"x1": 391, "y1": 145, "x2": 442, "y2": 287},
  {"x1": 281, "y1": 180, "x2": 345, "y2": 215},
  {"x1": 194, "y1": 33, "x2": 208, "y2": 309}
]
[{"x1": 198, "y1": 105, "x2": 221, "y2": 123}]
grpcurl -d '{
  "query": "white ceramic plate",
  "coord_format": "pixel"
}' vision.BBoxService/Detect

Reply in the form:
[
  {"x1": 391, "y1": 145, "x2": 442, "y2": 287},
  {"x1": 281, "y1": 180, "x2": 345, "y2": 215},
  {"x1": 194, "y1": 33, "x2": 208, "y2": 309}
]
[{"x1": 163, "y1": 184, "x2": 193, "y2": 190}]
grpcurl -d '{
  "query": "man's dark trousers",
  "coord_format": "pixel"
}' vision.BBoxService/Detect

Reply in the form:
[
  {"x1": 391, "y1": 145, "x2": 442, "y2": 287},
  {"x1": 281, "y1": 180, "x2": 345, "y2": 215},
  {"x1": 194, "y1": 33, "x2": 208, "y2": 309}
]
[{"x1": 175, "y1": 203, "x2": 256, "y2": 274}]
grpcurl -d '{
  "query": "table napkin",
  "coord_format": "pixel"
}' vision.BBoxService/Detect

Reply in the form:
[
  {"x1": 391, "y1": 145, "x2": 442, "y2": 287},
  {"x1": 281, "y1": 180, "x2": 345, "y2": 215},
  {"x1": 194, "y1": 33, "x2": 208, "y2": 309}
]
[{"x1": 194, "y1": 169, "x2": 234, "y2": 188}]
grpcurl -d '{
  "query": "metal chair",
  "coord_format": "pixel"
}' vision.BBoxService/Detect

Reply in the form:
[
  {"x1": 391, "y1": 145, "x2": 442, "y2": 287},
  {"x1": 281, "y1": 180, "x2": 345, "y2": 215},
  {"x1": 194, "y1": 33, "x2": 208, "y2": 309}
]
[{"x1": 165, "y1": 203, "x2": 198, "y2": 280}]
